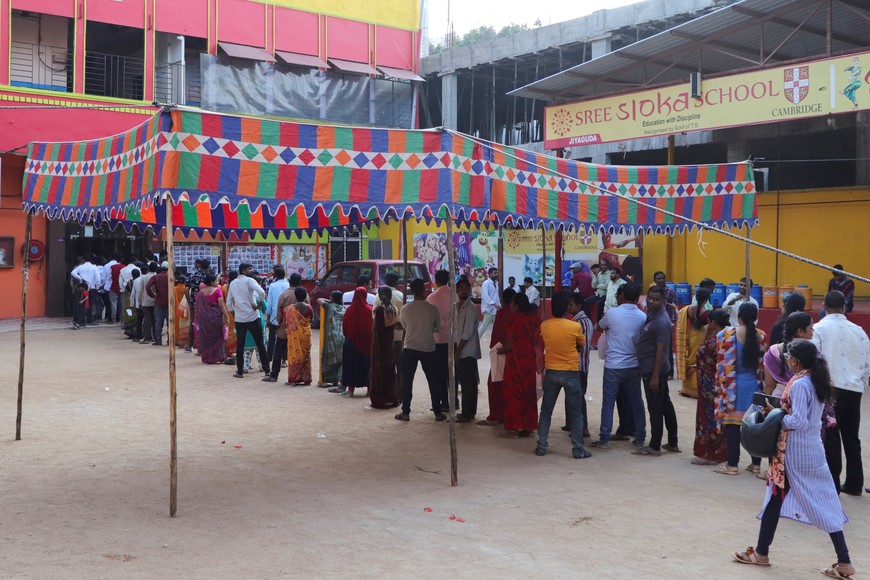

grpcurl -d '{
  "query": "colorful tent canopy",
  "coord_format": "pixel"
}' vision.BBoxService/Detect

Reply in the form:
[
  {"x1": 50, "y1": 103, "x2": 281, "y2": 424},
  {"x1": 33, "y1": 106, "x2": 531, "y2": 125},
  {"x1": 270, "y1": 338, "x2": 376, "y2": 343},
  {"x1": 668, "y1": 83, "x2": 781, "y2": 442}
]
[{"x1": 22, "y1": 108, "x2": 757, "y2": 233}]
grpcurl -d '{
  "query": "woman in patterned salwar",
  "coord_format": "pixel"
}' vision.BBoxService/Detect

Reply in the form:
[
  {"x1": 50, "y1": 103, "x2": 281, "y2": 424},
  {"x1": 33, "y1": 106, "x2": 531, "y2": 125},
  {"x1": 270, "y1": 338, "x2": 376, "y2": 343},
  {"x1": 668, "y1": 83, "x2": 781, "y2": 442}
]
[
  {"x1": 691, "y1": 308, "x2": 729, "y2": 466},
  {"x1": 317, "y1": 291, "x2": 345, "y2": 388},
  {"x1": 284, "y1": 287, "x2": 314, "y2": 385},
  {"x1": 714, "y1": 302, "x2": 766, "y2": 476},
  {"x1": 732, "y1": 339, "x2": 854, "y2": 579}
]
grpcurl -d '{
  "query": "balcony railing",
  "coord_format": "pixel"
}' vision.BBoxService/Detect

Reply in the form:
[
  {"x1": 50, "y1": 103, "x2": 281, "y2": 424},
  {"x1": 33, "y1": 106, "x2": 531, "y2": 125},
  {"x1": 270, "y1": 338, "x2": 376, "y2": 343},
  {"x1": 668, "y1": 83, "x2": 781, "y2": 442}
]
[
  {"x1": 10, "y1": 41, "x2": 71, "y2": 92},
  {"x1": 85, "y1": 52, "x2": 144, "y2": 100},
  {"x1": 154, "y1": 60, "x2": 201, "y2": 106}
]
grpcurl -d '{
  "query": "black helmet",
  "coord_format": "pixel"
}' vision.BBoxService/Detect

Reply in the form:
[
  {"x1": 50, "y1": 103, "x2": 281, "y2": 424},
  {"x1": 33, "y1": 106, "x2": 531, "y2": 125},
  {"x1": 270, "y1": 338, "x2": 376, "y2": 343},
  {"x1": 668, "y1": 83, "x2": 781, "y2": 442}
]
[{"x1": 741, "y1": 407, "x2": 785, "y2": 458}]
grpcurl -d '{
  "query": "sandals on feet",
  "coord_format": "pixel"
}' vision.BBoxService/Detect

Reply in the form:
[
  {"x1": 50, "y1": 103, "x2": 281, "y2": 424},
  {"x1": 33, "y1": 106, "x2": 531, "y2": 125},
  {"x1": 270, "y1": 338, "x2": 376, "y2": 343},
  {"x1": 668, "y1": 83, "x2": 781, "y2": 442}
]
[
  {"x1": 822, "y1": 563, "x2": 856, "y2": 579},
  {"x1": 691, "y1": 457, "x2": 718, "y2": 465},
  {"x1": 590, "y1": 440, "x2": 610, "y2": 451},
  {"x1": 631, "y1": 446, "x2": 661, "y2": 456},
  {"x1": 662, "y1": 444, "x2": 682, "y2": 453},
  {"x1": 733, "y1": 547, "x2": 770, "y2": 566},
  {"x1": 715, "y1": 465, "x2": 739, "y2": 476},
  {"x1": 746, "y1": 464, "x2": 761, "y2": 474}
]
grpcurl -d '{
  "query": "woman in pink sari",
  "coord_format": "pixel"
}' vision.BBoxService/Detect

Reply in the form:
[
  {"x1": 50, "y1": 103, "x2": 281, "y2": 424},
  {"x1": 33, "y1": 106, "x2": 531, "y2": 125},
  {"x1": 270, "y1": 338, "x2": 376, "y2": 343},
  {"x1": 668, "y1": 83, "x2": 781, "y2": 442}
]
[{"x1": 194, "y1": 273, "x2": 229, "y2": 364}]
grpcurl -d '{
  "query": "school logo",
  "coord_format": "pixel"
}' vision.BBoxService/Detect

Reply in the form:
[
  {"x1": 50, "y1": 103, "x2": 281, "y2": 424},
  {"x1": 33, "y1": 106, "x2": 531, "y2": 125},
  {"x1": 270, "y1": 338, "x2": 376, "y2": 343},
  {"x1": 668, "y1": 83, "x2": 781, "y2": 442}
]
[
  {"x1": 550, "y1": 108, "x2": 573, "y2": 137},
  {"x1": 783, "y1": 66, "x2": 809, "y2": 105}
]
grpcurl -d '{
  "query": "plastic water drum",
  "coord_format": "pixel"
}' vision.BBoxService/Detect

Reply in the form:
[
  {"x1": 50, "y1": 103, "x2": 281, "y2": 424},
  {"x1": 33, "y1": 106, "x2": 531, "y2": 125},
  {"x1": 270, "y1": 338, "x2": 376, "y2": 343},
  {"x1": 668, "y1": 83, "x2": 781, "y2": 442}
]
[
  {"x1": 675, "y1": 283, "x2": 692, "y2": 306},
  {"x1": 762, "y1": 286, "x2": 779, "y2": 308},
  {"x1": 711, "y1": 283, "x2": 726, "y2": 307},
  {"x1": 727, "y1": 283, "x2": 740, "y2": 296},
  {"x1": 778, "y1": 285, "x2": 794, "y2": 308},
  {"x1": 796, "y1": 285, "x2": 813, "y2": 311},
  {"x1": 750, "y1": 284, "x2": 763, "y2": 305}
]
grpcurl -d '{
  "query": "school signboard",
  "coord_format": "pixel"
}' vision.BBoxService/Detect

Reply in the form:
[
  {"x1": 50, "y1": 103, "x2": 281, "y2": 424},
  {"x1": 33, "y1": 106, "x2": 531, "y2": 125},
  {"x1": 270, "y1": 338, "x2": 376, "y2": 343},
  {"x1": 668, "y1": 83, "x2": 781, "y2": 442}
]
[{"x1": 544, "y1": 50, "x2": 870, "y2": 149}]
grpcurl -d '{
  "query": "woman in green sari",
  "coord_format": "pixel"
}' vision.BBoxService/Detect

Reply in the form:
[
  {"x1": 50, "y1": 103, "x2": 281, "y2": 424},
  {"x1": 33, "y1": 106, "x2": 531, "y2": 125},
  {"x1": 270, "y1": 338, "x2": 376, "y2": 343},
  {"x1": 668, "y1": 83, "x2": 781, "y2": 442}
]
[{"x1": 317, "y1": 291, "x2": 345, "y2": 388}]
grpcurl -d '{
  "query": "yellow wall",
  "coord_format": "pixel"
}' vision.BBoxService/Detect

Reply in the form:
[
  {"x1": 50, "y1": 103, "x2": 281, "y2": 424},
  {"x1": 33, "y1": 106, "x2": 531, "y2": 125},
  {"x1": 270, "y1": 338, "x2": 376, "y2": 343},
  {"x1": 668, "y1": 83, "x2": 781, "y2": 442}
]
[
  {"x1": 644, "y1": 186, "x2": 870, "y2": 297},
  {"x1": 253, "y1": 0, "x2": 421, "y2": 30}
]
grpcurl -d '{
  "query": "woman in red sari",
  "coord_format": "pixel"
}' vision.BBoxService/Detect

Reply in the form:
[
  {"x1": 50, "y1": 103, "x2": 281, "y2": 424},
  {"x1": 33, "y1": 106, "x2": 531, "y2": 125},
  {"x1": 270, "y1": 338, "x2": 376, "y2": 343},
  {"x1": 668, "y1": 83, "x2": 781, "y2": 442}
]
[
  {"x1": 477, "y1": 288, "x2": 516, "y2": 426},
  {"x1": 341, "y1": 287, "x2": 373, "y2": 397},
  {"x1": 499, "y1": 293, "x2": 543, "y2": 438}
]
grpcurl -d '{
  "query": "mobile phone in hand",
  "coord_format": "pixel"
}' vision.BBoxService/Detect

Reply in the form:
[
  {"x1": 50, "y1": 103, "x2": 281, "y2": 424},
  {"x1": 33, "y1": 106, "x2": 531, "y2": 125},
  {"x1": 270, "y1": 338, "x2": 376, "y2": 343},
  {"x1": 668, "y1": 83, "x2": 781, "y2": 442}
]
[{"x1": 752, "y1": 391, "x2": 781, "y2": 408}]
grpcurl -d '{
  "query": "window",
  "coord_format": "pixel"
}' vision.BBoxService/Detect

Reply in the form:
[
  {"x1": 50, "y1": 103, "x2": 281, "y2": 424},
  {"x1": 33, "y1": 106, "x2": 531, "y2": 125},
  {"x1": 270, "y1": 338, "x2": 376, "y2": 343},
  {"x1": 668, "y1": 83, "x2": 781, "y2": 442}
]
[
  {"x1": 85, "y1": 22, "x2": 145, "y2": 100},
  {"x1": 10, "y1": 11, "x2": 73, "y2": 93},
  {"x1": 368, "y1": 239, "x2": 392, "y2": 260},
  {"x1": 323, "y1": 265, "x2": 357, "y2": 286}
]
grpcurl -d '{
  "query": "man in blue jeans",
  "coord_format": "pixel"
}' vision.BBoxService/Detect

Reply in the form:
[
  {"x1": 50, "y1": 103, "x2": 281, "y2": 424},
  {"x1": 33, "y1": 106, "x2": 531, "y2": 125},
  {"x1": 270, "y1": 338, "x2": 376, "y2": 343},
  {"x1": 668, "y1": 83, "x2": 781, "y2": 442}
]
[
  {"x1": 591, "y1": 282, "x2": 647, "y2": 451},
  {"x1": 536, "y1": 291, "x2": 590, "y2": 459}
]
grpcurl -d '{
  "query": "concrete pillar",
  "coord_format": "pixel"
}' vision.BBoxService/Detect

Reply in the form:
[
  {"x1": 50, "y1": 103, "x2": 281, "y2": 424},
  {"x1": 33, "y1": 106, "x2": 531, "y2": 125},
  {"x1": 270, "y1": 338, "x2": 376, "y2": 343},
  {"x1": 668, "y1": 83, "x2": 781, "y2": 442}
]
[
  {"x1": 856, "y1": 112, "x2": 870, "y2": 186},
  {"x1": 590, "y1": 35, "x2": 612, "y2": 60},
  {"x1": 441, "y1": 72, "x2": 458, "y2": 130}
]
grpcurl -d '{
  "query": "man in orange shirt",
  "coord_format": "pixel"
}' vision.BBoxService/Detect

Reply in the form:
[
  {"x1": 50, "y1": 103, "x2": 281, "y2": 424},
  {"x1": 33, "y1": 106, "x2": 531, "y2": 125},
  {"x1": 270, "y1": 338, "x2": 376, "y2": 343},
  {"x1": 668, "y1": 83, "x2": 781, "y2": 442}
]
[{"x1": 536, "y1": 291, "x2": 591, "y2": 459}]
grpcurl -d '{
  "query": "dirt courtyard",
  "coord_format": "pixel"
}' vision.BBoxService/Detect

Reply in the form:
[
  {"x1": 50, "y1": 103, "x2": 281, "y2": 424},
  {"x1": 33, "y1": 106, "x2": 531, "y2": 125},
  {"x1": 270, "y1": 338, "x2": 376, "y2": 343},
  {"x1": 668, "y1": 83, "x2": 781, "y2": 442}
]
[{"x1": 1, "y1": 320, "x2": 867, "y2": 579}]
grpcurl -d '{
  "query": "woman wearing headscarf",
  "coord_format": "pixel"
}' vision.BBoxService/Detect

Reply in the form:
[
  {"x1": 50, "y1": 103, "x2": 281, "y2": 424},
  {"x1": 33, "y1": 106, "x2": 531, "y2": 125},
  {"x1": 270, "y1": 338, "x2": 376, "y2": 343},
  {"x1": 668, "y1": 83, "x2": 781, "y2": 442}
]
[
  {"x1": 499, "y1": 293, "x2": 543, "y2": 438},
  {"x1": 341, "y1": 287, "x2": 373, "y2": 398},
  {"x1": 369, "y1": 286, "x2": 401, "y2": 408}
]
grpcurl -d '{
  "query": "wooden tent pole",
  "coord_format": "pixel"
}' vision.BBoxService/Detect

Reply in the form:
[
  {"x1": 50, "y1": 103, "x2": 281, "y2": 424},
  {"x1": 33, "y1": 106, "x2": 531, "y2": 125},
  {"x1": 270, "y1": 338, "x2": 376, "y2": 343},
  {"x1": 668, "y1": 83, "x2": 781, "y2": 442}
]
[
  {"x1": 541, "y1": 223, "x2": 547, "y2": 321},
  {"x1": 16, "y1": 213, "x2": 32, "y2": 441},
  {"x1": 446, "y1": 215, "x2": 458, "y2": 487},
  {"x1": 166, "y1": 200, "x2": 178, "y2": 517},
  {"x1": 497, "y1": 225, "x2": 504, "y2": 302},
  {"x1": 401, "y1": 216, "x2": 408, "y2": 305},
  {"x1": 745, "y1": 225, "x2": 751, "y2": 295}
]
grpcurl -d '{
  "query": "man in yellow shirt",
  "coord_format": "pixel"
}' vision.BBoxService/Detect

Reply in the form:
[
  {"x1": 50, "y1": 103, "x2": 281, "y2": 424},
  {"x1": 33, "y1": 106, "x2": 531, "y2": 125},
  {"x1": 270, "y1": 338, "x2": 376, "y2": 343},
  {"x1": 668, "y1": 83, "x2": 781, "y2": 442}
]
[{"x1": 536, "y1": 291, "x2": 591, "y2": 459}]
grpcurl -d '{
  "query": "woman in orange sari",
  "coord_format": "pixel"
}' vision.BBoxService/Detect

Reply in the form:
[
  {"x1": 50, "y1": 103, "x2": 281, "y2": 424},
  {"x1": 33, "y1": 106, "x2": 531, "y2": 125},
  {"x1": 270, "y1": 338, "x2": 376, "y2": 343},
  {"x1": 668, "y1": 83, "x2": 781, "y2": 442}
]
[
  {"x1": 284, "y1": 287, "x2": 314, "y2": 385},
  {"x1": 174, "y1": 274, "x2": 190, "y2": 349}
]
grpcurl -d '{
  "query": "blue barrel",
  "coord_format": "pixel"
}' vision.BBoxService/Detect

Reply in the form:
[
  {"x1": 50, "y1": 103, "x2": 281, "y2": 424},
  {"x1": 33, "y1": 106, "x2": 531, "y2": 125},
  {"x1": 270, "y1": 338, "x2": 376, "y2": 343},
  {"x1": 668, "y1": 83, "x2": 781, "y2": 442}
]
[
  {"x1": 726, "y1": 283, "x2": 740, "y2": 296},
  {"x1": 675, "y1": 282, "x2": 692, "y2": 306},
  {"x1": 711, "y1": 283, "x2": 726, "y2": 307},
  {"x1": 749, "y1": 284, "x2": 762, "y2": 304}
]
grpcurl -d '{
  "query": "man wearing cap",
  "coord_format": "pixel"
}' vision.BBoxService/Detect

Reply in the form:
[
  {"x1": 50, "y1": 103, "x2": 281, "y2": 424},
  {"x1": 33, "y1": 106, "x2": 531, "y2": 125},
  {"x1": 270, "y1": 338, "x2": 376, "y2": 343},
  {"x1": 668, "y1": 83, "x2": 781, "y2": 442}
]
[
  {"x1": 226, "y1": 262, "x2": 270, "y2": 379},
  {"x1": 569, "y1": 262, "x2": 594, "y2": 300}
]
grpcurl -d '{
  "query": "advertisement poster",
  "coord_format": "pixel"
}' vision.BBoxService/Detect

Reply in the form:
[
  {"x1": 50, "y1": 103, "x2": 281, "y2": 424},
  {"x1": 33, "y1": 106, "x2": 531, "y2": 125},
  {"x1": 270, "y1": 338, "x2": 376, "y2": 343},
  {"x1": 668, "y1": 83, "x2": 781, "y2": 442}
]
[
  {"x1": 278, "y1": 244, "x2": 327, "y2": 280},
  {"x1": 173, "y1": 243, "x2": 223, "y2": 275},
  {"x1": 228, "y1": 245, "x2": 275, "y2": 274},
  {"x1": 504, "y1": 229, "x2": 643, "y2": 289},
  {"x1": 413, "y1": 231, "x2": 499, "y2": 299}
]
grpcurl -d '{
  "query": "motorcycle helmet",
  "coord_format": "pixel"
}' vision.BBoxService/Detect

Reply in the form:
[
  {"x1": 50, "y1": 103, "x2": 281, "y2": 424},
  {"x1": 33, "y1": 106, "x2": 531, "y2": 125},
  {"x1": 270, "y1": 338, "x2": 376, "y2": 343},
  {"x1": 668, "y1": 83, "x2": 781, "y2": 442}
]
[{"x1": 741, "y1": 407, "x2": 785, "y2": 458}]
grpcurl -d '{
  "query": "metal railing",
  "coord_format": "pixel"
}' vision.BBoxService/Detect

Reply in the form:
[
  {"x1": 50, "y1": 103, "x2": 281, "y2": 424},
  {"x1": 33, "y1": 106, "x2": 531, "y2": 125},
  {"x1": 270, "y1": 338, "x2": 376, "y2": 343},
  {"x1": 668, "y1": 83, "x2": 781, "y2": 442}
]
[
  {"x1": 10, "y1": 41, "x2": 71, "y2": 92},
  {"x1": 84, "y1": 51, "x2": 144, "y2": 100},
  {"x1": 154, "y1": 60, "x2": 202, "y2": 106}
]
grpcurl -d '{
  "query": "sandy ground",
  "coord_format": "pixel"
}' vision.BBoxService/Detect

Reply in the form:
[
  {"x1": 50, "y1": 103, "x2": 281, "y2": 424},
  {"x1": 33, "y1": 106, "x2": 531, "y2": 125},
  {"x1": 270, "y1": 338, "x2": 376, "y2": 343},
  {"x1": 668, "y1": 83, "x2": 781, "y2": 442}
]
[{"x1": 0, "y1": 319, "x2": 867, "y2": 579}]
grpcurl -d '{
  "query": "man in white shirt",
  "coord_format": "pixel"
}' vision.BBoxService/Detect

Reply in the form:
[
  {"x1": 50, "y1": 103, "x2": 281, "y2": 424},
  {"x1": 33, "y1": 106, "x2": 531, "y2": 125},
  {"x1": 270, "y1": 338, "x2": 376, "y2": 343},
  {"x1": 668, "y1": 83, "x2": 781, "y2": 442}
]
[
  {"x1": 100, "y1": 253, "x2": 120, "y2": 323},
  {"x1": 524, "y1": 276, "x2": 541, "y2": 307},
  {"x1": 226, "y1": 262, "x2": 270, "y2": 379},
  {"x1": 454, "y1": 277, "x2": 482, "y2": 422},
  {"x1": 603, "y1": 267, "x2": 626, "y2": 312},
  {"x1": 813, "y1": 290, "x2": 870, "y2": 496},
  {"x1": 134, "y1": 262, "x2": 157, "y2": 343},
  {"x1": 478, "y1": 267, "x2": 500, "y2": 336},
  {"x1": 723, "y1": 276, "x2": 758, "y2": 329},
  {"x1": 505, "y1": 276, "x2": 521, "y2": 294},
  {"x1": 342, "y1": 275, "x2": 376, "y2": 306},
  {"x1": 71, "y1": 256, "x2": 102, "y2": 325}
]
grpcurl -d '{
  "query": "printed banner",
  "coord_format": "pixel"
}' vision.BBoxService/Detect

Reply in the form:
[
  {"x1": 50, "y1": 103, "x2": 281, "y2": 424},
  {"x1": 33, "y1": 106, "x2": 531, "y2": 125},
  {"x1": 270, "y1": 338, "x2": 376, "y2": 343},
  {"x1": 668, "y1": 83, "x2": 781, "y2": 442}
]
[
  {"x1": 545, "y1": 50, "x2": 870, "y2": 148},
  {"x1": 278, "y1": 244, "x2": 327, "y2": 280}
]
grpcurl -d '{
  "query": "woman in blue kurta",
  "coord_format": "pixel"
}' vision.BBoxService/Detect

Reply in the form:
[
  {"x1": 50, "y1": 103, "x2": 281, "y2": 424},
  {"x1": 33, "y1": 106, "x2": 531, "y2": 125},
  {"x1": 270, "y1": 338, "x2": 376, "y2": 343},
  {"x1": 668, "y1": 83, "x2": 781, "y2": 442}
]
[{"x1": 732, "y1": 339, "x2": 853, "y2": 579}]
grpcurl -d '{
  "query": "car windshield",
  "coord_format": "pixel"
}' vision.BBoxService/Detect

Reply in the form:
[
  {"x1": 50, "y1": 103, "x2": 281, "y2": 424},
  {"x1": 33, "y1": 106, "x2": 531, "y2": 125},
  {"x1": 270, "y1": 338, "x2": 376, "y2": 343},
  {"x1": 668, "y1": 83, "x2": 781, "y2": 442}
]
[{"x1": 379, "y1": 264, "x2": 427, "y2": 284}]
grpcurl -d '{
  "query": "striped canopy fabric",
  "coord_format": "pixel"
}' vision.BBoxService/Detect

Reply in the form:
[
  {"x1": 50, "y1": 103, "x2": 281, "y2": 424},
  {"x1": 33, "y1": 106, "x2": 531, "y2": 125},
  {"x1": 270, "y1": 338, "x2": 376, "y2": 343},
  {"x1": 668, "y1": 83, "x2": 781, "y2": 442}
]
[{"x1": 22, "y1": 108, "x2": 757, "y2": 233}]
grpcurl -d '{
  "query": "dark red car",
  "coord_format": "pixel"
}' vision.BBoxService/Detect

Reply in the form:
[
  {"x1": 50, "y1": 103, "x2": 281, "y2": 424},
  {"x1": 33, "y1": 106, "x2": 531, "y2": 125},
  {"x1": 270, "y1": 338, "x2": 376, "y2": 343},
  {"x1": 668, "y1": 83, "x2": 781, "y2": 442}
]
[{"x1": 309, "y1": 260, "x2": 432, "y2": 326}]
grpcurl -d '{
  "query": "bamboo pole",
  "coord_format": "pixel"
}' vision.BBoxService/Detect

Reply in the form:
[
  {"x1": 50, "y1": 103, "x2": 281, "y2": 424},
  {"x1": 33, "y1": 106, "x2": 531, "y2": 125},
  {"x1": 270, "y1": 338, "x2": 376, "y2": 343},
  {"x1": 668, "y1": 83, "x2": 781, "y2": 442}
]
[
  {"x1": 541, "y1": 223, "x2": 547, "y2": 321},
  {"x1": 401, "y1": 216, "x2": 408, "y2": 305},
  {"x1": 445, "y1": 215, "x2": 458, "y2": 487},
  {"x1": 166, "y1": 200, "x2": 178, "y2": 517},
  {"x1": 497, "y1": 225, "x2": 504, "y2": 302},
  {"x1": 16, "y1": 213, "x2": 32, "y2": 441},
  {"x1": 745, "y1": 225, "x2": 752, "y2": 295}
]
